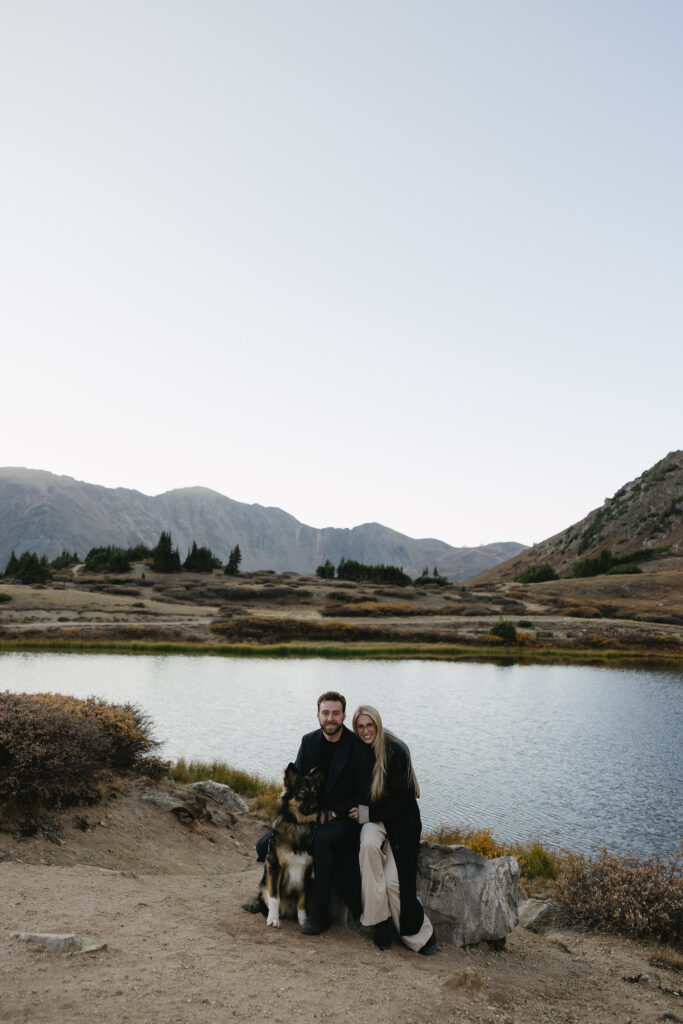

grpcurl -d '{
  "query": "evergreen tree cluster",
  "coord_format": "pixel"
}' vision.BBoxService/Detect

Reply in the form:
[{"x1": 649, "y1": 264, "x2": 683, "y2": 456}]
[
  {"x1": 50, "y1": 550, "x2": 80, "y2": 571},
  {"x1": 318, "y1": 558, "x2": 412, "y2": 586},
  {"x1": 572, "y1": 546, "x2": 665, "y2": 579},
  {"x1": 3, "y1": 551, "x2": 52, "y2": 583},
  {"x1": 184, "y1": 541, "x2": 221, "y2": 573},
  {"x1": 150, "y1": 532, "x2": 181, "y2": 573},
  {"x1": 514, "y1": 563, "x2": 559, "y2": 583},
  {"x1": 3, "y1": 534, "x2": 241, "y2": 579},
  {"x1": 85, "y1": 544, "x2": 152, "y2": 574},
  {"x1": 414, "y1": 566, "x2": 450, "y2": 586}
]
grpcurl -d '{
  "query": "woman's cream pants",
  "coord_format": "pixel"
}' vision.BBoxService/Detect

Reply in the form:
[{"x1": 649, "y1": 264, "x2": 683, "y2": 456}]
[{"x1": 359, "y1": 821, "x2": 433, "y2": 952}]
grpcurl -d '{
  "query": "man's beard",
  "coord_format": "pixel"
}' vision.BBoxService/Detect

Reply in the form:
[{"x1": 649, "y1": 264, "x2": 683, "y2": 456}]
[{"x1": 322, "y1": 722, "x2": 342, "y2": 738}]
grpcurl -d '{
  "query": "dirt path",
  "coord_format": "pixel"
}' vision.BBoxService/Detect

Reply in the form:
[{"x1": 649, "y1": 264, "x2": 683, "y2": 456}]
[{"x1": 1, "y1": 780, "x2": 680, "y2": 1024}]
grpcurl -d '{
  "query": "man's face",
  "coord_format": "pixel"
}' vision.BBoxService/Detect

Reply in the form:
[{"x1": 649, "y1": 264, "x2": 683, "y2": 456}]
[{"x1": 317, "y1": 700, "x2": 345, "y2": 741}]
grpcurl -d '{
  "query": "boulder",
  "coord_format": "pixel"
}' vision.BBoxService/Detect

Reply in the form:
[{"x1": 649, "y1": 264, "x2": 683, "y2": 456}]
[
  {"x1": 416, "y1": 841, "x2": 519, "y2": 947},
  {"x1": 185, "y1": 781, "x2": 249, "y2": 814}
]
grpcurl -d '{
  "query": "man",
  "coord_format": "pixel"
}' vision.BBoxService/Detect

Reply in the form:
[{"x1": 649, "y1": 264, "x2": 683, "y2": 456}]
[{"x1": 257, "y1": 690, "x2": 372, "y2": 935}]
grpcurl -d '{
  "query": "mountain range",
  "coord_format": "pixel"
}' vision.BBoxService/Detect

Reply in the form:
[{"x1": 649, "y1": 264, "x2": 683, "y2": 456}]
[{"x1": 0, "y1": 468, "x2": 525, "y2": 581}]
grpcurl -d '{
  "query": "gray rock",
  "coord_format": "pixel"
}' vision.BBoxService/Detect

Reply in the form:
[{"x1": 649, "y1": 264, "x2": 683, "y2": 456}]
[
  {"x1": 139, "y1": 792, "x2": 181, "y2": 810},
  {"x1": 518, "y1": 897, "x2": 561, "y2": 931},
  {"x1": 416, "y1": 841, "x2": 519, "y2": 947},
  {"x1": 185, "y1": 780, "x2": 249, "y2": 814},
  {"x1": 11, "y1": 932, "x2": 107, "y2": 953}
]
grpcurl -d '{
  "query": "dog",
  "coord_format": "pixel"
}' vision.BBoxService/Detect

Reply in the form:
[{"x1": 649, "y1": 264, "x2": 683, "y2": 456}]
[{"x1": 245, "y1": 762, "x2": 323, "y2": 928}]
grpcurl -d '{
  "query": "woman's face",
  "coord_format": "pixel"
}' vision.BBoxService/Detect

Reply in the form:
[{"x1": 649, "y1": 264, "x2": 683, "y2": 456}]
[{"x1": 355, "y1": 713, "x2": 377, "y2": 745}]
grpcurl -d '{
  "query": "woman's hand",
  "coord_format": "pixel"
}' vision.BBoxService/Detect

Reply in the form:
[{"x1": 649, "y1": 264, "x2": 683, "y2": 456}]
[{"x1": 348, "y1": 806, "x2": 359, "y2": 821}]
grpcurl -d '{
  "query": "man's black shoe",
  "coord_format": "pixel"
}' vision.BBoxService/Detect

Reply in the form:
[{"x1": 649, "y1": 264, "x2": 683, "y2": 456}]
[
  {"x1": 301, "y1": 905, "x2": 329, "y2": 935},
  {"x1": 374, "y1": 918, "x2": 392, "y2": 951},
  {"x1": 418, "y1": 931, "x2": 438, "y2": 956}
]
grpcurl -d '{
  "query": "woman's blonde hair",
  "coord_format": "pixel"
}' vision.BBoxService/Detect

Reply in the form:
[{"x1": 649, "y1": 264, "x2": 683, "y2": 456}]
[{"x1": 352, "y1": 704, "x2": 420, "y2": 802}]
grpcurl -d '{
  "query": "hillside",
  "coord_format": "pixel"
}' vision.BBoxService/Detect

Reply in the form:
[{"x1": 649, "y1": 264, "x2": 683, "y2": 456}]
[
  {"x1": 0, "y1": 468, "x2": 524, "y2": 581},
  {"x1": 470, "y1": 450, "x2": 683, "y2": 585}
]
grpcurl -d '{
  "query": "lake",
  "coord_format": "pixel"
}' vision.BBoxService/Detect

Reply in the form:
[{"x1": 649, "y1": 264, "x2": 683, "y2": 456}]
[{"x1": 1, "y1": 652, "x2": 681, "y2": 859}]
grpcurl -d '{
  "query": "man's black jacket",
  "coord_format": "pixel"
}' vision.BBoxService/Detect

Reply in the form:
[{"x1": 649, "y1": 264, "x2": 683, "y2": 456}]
[{"x1": 295, "y1": 725, "x2": 372, "y2": 815}]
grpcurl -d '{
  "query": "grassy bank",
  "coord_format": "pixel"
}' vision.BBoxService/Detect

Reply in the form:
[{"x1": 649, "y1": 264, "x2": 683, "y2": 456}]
[{"x1": 1, "y1": 637, "x2": 681, "y2": 666}]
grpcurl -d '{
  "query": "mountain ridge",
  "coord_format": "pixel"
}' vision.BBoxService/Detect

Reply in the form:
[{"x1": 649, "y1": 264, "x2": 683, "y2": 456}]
[
  {"x1": 468, "y1": 450, "x2": 683, "y2": 585},
  {"x1": 0, "y1": 467, "x2": 525, "y2": 581}
]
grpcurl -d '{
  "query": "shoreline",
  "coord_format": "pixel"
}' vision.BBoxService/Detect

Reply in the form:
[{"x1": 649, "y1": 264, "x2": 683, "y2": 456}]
[{"x1": 1, "y1": 637, "x2": 682, "y2": 665}]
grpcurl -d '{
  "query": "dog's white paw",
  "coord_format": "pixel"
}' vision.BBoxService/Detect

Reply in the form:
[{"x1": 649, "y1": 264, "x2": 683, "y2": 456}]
[
  {"x1": 267, "y1": 896, "x2": 280, "y2": 928},
  {"x1": 297, "y1": 909, "x2": 307, "y2": 927}
]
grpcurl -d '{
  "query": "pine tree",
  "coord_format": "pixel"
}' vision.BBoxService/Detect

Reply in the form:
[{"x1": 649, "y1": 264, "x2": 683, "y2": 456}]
[
  {"x1": 4, "y1": 551, "x2": 19, "y2": 577},
  {"x1": 151, "y1": 532, "x2": 181, "y2": 573},
  {"x1": 225, "y1": 544, "x2": 242, "y2": 575}
]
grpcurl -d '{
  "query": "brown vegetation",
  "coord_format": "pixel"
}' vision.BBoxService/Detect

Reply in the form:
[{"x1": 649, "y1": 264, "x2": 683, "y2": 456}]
[
  {"x1": 0, "y1": 560, "x2": 681, "y2": 657},
  {"x1": 556, "y1": 846, "x2": 683, "y2": 944}
]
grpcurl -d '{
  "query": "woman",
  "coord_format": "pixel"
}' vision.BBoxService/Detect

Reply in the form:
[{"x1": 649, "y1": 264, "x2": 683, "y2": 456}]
[{"x1": 349, "y1": 705, "x2": 436, "y2": 955}]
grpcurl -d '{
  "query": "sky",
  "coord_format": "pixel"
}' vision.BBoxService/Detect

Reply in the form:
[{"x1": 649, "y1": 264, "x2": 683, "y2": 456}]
[{"x1": 2, "y1": 1, "x2": 681, "y2": 548}]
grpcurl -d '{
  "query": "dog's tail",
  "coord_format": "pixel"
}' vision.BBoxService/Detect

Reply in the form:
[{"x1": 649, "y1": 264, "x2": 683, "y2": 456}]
[{"x1": 242, "y1": 897, "x2": 267, "y2": 916}]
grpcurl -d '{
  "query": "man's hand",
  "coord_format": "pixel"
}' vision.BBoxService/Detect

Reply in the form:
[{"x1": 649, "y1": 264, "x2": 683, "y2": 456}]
[{"x1": 348, "y1": 806, "x2": 359, "y2": 821}]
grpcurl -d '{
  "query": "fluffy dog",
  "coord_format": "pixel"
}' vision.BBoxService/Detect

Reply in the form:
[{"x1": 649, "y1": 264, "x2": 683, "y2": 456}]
[{"x1": 246, "y1": 763, "x2": 323, "y2": 928}]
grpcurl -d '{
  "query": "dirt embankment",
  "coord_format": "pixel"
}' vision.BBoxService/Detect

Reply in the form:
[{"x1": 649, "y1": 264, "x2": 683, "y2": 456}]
[{"x1": 1, "y1": 779, "x2": 682, "y2": 1024}]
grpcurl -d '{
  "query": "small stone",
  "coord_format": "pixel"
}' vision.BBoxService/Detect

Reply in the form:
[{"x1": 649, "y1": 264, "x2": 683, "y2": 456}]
[{"x1": 11, "y1": 932, "x2": 107, "y2": 954}]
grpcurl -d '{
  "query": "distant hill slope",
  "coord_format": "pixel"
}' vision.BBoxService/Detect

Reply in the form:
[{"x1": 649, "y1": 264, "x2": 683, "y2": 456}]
[
  {"x1": 470, "y1": 450, "x2": 683, "y2": 584},
  {"x1": 0, "y1": 468, "x2": 525, "y2": 581}
]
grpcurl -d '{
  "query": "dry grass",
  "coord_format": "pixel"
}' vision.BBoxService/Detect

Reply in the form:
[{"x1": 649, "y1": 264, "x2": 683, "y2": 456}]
[
  {"x1": 424, "y1": 824, "x2": 561, "y2": 881},
  {"x1": 170, "y1": 757, "x2": 280, "y2": 817},
  {"x1": 555, "y1": 845, "x2": 683, "y2": 944}
]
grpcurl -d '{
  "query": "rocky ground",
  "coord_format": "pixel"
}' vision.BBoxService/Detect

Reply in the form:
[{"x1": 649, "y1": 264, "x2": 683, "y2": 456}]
[
  {"x1": 0, "y1": 562, "x2": 682, "y2": 656},
  {"x1": 1, "y1": 778, "x2": 681, "y2": 1024}
]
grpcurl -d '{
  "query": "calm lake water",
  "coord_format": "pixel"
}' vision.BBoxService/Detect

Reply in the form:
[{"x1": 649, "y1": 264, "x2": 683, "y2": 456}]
[{"x1": 1, "y1": 653, "x2": 681, "y2": 859}]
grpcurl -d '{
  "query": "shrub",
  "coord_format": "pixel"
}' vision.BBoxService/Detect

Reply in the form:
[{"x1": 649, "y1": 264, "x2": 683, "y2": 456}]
[
  {"x1": 31, "y1": 693, "x2": 158, "y2": 769},
  {"x1": 209, "y1": 616, "x2": 384, "y2": 643},
  {"x1": 489, "y1": 620, "x2": 517, "y2": 643},
  {"x1": 555, "y1": 846, "x2": 682, "y2": 943},
  {"x1": 425, "y1": 825, "x2": 560, "y2": 882},
  {"x1": 607, "y1": 563, "x2": 642, "y2": 575},
  {"x1": 0, "y1": 692, "x2": 161, "y2": 816},
  {"x1": 517, "y1": 619, "x2": 533, "y2": 627},
  {"x1": 0, "y1": 692, "x2": 114, "y2": 811},
  {"x1": 514, "y1": 564, "x2": 559, "y2": 583}
]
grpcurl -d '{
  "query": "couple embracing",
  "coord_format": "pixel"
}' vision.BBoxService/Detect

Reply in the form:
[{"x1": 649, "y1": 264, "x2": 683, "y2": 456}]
[{"x1": 259, "y1": 689, "x2": 436, "y2": 956}]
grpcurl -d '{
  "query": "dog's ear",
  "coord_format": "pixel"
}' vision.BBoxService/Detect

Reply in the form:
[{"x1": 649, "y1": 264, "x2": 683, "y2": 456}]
[
  {"x1": 284, "y1": 763, "x2": 299, "y2": 789},
  {"x1": 307, "y1": 765, "x2": 324, "y2": 791}
]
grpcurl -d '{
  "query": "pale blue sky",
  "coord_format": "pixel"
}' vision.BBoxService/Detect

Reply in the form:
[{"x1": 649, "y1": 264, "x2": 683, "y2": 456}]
[{"x1": 2, "y1": 1, "x2": 681, "y2": 547}]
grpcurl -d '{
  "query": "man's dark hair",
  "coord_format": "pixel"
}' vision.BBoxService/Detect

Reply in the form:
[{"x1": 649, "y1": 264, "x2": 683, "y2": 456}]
[{"x1": 317, "y1": 691, "x2": 346, "y2": 711}]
